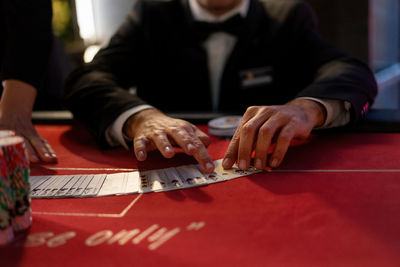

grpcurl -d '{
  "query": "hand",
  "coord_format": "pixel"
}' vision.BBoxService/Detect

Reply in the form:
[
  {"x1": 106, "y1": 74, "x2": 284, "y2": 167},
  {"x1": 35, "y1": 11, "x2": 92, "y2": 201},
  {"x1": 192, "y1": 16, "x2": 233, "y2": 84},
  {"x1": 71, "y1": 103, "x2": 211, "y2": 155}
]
[
  {"x1": 222, "y1": 99, "x2": 326, "y2": 170},
  {"x1": 123, "y1": 109, "x2": 215, "y2": 173},
  {"x1": 0, "y1": 80, "x2": 57, "y2": 163}
]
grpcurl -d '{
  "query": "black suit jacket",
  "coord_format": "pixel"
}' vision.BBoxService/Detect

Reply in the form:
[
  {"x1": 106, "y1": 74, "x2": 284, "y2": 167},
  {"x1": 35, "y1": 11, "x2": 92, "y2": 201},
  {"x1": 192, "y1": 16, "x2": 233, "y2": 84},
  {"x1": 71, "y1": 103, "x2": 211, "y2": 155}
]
[{"x1": 64, "y1": 0, "x2": 377, "y2": 147}]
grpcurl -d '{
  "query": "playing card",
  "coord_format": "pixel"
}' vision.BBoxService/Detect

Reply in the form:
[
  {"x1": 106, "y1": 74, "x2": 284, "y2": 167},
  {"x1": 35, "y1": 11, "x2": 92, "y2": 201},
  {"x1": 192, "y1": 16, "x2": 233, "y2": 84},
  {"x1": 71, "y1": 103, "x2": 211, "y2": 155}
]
[
  {"x1": 138, "y1": 170, "x2": 168, "y2": 193},
  {"x1": 29, "y1": 158, "x2": 263, "y2": 198},
  {"x1": 175, "y1": 165, "x2": 208, "y2": 186},
  {"x1": 97, "y1": 173, "x2": 126, "y2": 196},
  {"x1": 44, "y1": 175, "x2": 72, "y2": 197},
  {"x1": 74, "y1": 175, "x2": 95, "y2": 196},
  {"x1": 65, "y1": 175, "x2": 86, "y2": 197},
  {"x1": 163, "y1": 167, "x2": 185, "y2": 189},
  {"x1": 82, "y1": 174, "x2": 107, "y2": 197},
  {"x1": 30, "y1": 176, "x2": 50, "y2": 191},
  {"x1": 31, "y1": 175, "x2": 60, "y2": 197},
  {"x1": 124, "y1": 172, "x2": 140, "y2": 194},
  {"x1": 213, "y1": 159, "x2": 262, "y2": 181},
  {"x1": 54, "y1": 175, "x2": 82, "y2": 197}
]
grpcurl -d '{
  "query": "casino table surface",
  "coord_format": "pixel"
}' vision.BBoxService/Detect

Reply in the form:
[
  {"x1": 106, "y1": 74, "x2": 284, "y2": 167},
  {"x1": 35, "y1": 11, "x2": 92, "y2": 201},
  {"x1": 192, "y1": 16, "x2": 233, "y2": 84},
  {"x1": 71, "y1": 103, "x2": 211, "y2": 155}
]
[{"x1": 2, "y1": 123, "x2": 400, "y2": 267}]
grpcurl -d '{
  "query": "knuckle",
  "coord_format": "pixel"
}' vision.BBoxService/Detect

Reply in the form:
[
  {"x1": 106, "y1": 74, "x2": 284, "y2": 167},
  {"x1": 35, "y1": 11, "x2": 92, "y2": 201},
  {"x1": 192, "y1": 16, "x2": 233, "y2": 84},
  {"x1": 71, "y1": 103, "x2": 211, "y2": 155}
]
[
  {"x1": 171, "y1": 127, "x2": 186, "y2": 136},
  {"x1": 259, "y1": 106, "x2": 271, "y2": 116},
  {"x1": 259, "y1": 124, "x2": 273, "y2": 137},
  {"x1": 152, "y1": 131, "x2": 165, "y2": 140},
  {"x1": 170, "y1": 127, "x2": 180, "y2": 135},
  {"x1": 241, "y1": 124, "x2": 255, "y2": 136},
  {"x1": 246, "y1": 106, "x2": 258, "y2": 113}
]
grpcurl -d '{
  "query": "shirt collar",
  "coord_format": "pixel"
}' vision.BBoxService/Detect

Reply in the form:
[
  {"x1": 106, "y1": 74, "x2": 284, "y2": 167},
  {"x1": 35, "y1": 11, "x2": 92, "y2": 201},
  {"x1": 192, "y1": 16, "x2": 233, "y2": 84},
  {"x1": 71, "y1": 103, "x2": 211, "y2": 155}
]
[{"x1": 188, "y1": 0, "x2": 250, "y2": 22}]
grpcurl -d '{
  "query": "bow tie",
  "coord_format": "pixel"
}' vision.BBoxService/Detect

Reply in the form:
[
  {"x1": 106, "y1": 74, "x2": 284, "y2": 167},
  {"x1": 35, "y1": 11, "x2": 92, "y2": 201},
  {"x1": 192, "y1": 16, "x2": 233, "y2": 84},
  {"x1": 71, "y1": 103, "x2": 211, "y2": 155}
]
[{"x1": 192, "y1": 14, "x2": 245, "y2": 41}]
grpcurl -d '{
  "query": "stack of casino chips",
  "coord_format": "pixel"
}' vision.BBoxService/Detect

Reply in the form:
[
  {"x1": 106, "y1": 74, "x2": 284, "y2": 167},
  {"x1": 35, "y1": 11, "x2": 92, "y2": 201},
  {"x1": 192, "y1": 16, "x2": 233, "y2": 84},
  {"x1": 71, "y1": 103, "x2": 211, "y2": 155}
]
[
  {"x1": 0, "y1": 130, "x2": 31, "y2": 245},
  {"x1": 208, "y1": 116, "x2": 242, "y2": 137}
]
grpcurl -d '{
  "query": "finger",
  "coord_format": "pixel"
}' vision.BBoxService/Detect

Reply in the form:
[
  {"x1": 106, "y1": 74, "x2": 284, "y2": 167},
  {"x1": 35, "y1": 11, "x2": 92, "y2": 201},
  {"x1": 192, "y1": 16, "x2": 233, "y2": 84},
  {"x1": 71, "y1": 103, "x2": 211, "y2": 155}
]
[
  {"x1": 269, "y1": 124, "x2": 295, "y2": 168},
  {"x1": 237, "y1": 117, "x2": 267, "y2": 170},
  {"x1": 168, "y1": 127, "x2": 198, "y2": 156},
  {"x1": 222, "y1": 131, "x2": 240, "y2": 170},
  {"x1": 151, "y1": 132, "x2": 175, "y2": 158},
  {"x1": 43, "y1": 139, "x2": 58, "y2": 162},
  {"x1": 222, "y1": 113, "x2": 255, "y2": 170},
  {"x1": 29, "y1": 136, "x2": 57, "y2": 163},
  {"x1": 192, "y1": 143, "x2": 214, "y2": 173},
  {"x1": 24, "y1": 138, "x2": 40, "y2": 163},
  {"x1": 253, "y1": 117, "x2": 282, "y2": 170},
  {"x1": 134, "y1": 137, "x2": 148, "y2": 161},
  {"x1": 193, "y1": 127, "x2": 210, "y2": 147}
]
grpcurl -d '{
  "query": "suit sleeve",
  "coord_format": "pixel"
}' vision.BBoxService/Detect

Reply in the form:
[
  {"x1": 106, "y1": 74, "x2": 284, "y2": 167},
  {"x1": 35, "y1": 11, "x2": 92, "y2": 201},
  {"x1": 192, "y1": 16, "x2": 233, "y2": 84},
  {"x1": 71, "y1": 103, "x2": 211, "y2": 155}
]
[
  {"x1": 63, "y1": 1, "x2": 149, "y2": 147},
  {"x1": 0, "y1": 0, "x2": 53, "y2": 90},
  {"x1": 282, "y1": 1, "x2": 377, "y2": 124}
]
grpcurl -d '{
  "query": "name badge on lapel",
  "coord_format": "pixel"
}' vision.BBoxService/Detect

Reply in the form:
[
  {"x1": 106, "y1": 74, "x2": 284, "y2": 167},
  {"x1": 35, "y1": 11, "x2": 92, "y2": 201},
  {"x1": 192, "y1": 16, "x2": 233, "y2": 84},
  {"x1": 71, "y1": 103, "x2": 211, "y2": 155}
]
[{"x1": 239, "y1": 66, "x2": 274, "y2": 89}]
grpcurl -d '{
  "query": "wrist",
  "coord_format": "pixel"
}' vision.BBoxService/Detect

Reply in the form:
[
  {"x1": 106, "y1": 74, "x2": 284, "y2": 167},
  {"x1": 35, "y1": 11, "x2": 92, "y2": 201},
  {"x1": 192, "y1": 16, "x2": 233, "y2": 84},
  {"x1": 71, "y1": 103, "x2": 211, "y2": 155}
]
[
  {"x1": 0, "y1": 80, "x2": 37, "y2": 116},
  {"x1": 287, "y1": 98, "x2": 327, "y2": 127},
  {"x1": 123, "y1": 108, "x2": 161, "y2": 137}
]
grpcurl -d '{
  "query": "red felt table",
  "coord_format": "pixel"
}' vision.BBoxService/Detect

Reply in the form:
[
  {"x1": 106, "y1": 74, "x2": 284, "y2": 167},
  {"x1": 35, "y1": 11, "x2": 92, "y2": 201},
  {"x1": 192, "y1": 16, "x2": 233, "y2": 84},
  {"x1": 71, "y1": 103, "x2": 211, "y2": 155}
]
[{"x1": 2, "y1": 124, "x2": 400, "y2": 267}]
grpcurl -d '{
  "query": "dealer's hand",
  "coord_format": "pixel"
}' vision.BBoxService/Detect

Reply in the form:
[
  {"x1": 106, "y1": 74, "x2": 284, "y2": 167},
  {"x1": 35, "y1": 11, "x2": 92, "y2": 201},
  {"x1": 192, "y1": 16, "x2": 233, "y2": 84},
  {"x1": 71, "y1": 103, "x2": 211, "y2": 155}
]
[
  {"x1": 0, "y1": 80, "x2": 57, "y2": 163},
  {"x1": 124, "y1": 108, "x2": 215, "y2": 173},
  {"x1": 222, "y1": 98, "x2": 326, "y2": 170}
]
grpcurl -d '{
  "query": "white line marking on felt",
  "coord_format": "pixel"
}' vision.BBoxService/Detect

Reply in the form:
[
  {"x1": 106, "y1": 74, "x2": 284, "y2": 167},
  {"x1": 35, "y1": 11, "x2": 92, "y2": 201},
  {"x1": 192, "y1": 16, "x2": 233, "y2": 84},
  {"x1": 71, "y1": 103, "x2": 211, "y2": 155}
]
[
  {"x1": 32, "y1": 194, "x2": 143, "y2": 218},
  {"x1": 45, "y1": 167, "x2": 139, "y2": 171}
]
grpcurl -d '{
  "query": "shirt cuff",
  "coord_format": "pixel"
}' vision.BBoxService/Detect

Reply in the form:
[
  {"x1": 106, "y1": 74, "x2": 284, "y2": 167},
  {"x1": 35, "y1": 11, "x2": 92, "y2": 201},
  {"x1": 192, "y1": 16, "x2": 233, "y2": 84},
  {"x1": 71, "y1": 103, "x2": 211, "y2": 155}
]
[
  {"x1": 105, "y1": 105, "x2": 154, "y2": 149},
  {"x1": 296, "y1": 97, "x2": 351, "y2": 129}
]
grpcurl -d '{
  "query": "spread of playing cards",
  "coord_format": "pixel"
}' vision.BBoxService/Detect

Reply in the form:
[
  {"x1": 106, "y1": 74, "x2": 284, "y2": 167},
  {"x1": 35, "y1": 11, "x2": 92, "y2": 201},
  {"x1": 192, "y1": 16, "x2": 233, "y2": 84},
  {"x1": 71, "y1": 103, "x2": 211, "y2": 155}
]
[{"x1": 29, "y1": 159, "x2": 262, "y2": 198}]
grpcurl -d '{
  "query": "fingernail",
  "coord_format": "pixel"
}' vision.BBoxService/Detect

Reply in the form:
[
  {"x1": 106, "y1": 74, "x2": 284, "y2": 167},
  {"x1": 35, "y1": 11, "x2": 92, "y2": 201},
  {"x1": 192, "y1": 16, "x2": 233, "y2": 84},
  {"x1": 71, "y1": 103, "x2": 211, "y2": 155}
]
[
  {"x1": 239, "y1": 160, "x2": 247, "y2": 170},
  {"x1": 206, "y1": 162, "x2": 215, "y2": 172},
  {"x1": 270, "y1": 158, "x2": 278, "y2": 168},
  {"x1": 255, "y1": 159, "x2": 263, "y2": 169},
  {"x1": 50, "y1": 153, "x2": 57, "y2": 158},
  {"x1": 138, "y1": 151, "x2": 145, "y2": 160},
  {"x1": 222, "y1": 158, "x2": 232, "y2": 168},
  {"x1": 44, "y1": 153, "x2": 50, "y2": 158},
  {"x1": 187, "y1": 143, "x2": 196, "y2": 152},
  {"x1": 165, "y1": 146, "x2": 173, "y2": 154}
]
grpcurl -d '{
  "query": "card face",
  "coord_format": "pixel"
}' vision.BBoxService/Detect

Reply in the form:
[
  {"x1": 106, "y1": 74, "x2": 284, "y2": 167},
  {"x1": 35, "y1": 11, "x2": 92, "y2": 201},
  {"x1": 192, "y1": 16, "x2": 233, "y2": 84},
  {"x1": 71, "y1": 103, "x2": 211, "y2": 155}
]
[
  {"x1": 45, "y1": 175, "x2": 72, "y2": 197},
  {"x1": 148, "y1": 170, "x2": 168, "y2": 192},
  {"x1": 175, "y1": 165, "x2": 207, "y2": 186},
  {"x1": 54, "y1": 175, "x2": 81, "y2": 197},
  {"x1": 163, "y1": 167, "x2": 185, "y2": 189},
  {"x1": 124, "y1": 172, "x2": 140, "y2": 194},
  {"x1": 138, "y1": 170, "x2": 168, "y2": 193},
  {"x1": 213, "y1": 159, "x2": 261, "y2": 181},
  {"x1": 65, "y1": 175, "x2": 85, "y2": 197},
  {"x1": 74, "y1": 175, "x2": 95, "y2": 196},
  {"x1": 31, "y1": 175, "x2": 60, "y2": 197},
  {"x1": 30, "y1": 176, "x2": 51, "y2": 193},
  {"x1": 82, "y1": 174, "x2": 107, "y2": 197},
  {"x1": 97, "y1": 173, "x2": 126, "y2": 196},
  {"x1": 194, "y1": 163, "x2": 225, "y2": 184}
]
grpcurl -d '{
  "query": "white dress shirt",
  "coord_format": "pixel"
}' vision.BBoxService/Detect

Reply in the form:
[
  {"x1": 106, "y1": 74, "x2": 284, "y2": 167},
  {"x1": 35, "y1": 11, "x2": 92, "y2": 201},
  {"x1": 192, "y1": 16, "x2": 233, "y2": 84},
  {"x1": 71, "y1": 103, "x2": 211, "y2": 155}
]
[{"x1": 106, "y1": 0, "x2": 350, "y2": 148}]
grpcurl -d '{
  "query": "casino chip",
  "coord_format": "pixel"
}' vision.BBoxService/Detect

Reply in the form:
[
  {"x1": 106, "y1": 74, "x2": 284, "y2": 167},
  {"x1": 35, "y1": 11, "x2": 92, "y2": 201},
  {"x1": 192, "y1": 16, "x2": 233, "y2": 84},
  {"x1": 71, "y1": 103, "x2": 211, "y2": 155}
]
[
  {"x1": 0, "y1": 134, "x2": 31, "y2": 245},
  {"x1": 208, "y1": 116, "x2": 242, "y2": 137}
]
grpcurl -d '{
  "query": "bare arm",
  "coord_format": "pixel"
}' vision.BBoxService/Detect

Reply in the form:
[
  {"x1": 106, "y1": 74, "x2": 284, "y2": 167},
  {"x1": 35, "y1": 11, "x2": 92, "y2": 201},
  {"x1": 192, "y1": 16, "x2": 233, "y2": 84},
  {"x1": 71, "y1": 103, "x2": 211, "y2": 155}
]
[{"x1": 0, "y1": 80, "x2": 57, "y2": 163}]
